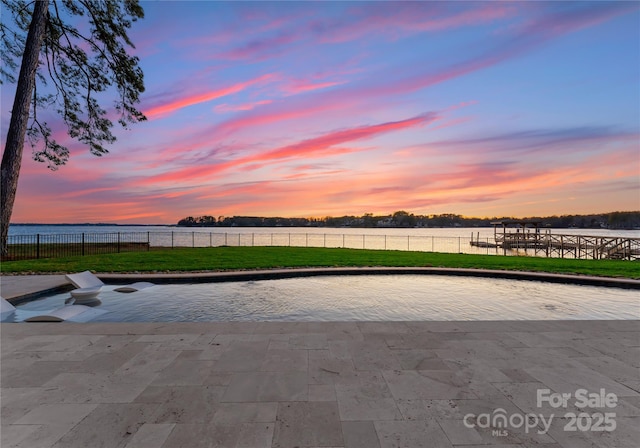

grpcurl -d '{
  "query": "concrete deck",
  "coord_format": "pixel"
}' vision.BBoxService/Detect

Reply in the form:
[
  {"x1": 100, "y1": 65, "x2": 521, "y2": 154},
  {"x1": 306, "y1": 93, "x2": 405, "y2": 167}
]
[{"x1": 1, "y1": 274, "x2": 639, "y2": 447}]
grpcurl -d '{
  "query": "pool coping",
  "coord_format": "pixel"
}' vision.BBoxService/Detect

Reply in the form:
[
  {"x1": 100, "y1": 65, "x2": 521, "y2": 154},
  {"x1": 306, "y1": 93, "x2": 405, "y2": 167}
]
[{"x1": 98, "y1": 266, "x2": 640, "y2": 289}]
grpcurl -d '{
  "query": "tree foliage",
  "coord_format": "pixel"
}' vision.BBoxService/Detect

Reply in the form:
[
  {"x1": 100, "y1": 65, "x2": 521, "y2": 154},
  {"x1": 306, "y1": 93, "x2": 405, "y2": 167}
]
[
  {"x1": 1, "y1": 0, "x2": 146, "y2": 257},
  {"x1": 1, "y1": 0, "x2": 146, "y2": 167}
]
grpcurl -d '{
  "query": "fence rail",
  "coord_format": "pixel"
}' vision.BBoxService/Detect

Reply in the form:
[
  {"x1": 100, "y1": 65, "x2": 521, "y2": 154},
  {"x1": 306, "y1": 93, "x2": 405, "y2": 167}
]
[{"x1": 4, "y1": 231, "x2": 639, "y2": 261}]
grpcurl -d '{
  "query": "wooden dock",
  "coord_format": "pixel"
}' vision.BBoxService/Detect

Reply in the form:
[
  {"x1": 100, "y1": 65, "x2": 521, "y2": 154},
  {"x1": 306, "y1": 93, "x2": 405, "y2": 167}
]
[{"x1": 470, "y1": 220, "x2": 640, "y2": 260}]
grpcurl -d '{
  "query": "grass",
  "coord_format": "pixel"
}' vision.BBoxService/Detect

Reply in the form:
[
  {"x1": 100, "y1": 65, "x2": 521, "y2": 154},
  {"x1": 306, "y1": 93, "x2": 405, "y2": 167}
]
[{"x1": 1, "y1": 246, "x2": 638, "y2": 278}]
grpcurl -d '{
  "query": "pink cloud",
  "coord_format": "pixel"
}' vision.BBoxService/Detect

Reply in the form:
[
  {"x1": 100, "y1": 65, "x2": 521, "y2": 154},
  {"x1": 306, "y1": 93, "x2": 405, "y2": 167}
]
[
  {"x1": 214, "y1": 100, "x2": 273, "y2": 113},
  {"x1": 132, "y1": 112, "x2": 438, "y2": 187},
  {"x1": 281, "y1": 80, "x2": 345, "y2": 95},
  {"x1": 316, "y1": 3, "x2": 515, "y2": 44},
  {"x1": 144, "y1": 73, "x2": 276, "y2": 119}
]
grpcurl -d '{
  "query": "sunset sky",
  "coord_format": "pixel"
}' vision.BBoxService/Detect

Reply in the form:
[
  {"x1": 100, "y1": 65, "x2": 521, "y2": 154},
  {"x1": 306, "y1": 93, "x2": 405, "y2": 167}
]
[{"x1": 2, "y1": 1, "x2": 639, "y2": 224}]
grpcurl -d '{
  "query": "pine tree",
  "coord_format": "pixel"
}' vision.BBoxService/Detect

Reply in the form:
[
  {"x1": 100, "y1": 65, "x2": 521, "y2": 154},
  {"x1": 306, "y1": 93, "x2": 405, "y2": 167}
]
[{"x1": 1, "y1": 0, "x2": 146, "y2": 257}]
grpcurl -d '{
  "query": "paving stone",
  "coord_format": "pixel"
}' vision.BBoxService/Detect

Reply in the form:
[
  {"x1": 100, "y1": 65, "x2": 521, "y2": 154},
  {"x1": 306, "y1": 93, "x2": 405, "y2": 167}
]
[
  {"x1": 51, "y1": 403, "x2": 159, "y2": 448},
  {"x1": 337, "y1": 396, "x2": 402, "y2": 421},
  {"x1": 572, "y1": 355, "x2": 640, "y2": 381},
  {"x1": 374, "y1": 419, "x2": 453, "y2": 448},
  {"x1": 41, "y1": 372, "x2": 154, "y2": 404},
  {"x1": 123, "y1": 423, "x2": 175, "y2": 448},
  {"x1": 309, "y1": 384, "x2": 337, "y2": 401},
  {"x1": 0, "y1": 424, "x2": 42, "y2": 448},
  {"x1": 545, "y1": 415, "x2": 640, "y2": 448},
  {"x1": 212, "y1": 402, "x2": 278, "y2": 424},
  {"x1": 267, "y1": 340, "x2": 290, "y2": 350},
  {"x1": 525, "y1": 365, "x2": 640, "y2": 397},
  {"x1": 435, "y1": 339, "x2": 513, "y2": 360},
  {"x1": 253, "y1": 322, "x2": 309, "y2": 334},
  {"x1": 615, "y1": 396, "x2": 640, "y2": 417},
  {"x1": 438, "y1": 418, "x2": 484, "y2": 444},
  {"x1": 3, "y1": 335, "x2": 68, "y2": 352},
  {"x1": 384, "y1": 333, "x2": 456, "y2": 350},
  {"x1": 308, "y1": 357, "x2": 358, "y2": 385},
  {"x1": 260, "y1": 348, "x2": 308, "y2": 371},
  {"x1": 212, "y1": 340, "x2": 269, "y2": 371},
  {"x1": 383, "y1": 370, "x2": 476, "y2": 400},
  {"x1": 2, "y1": 360, "x2": 82, "y2": 388},
  {"x1": 0, "y1": 387, "x2": 50, "y2": 424},
  {"x1": 391, "y1": 349, "x2": 450, "y2": 370},
  {"x1": 346, "y1": 340, "x2": 402, "y2": 371},
  {"x1": 151, "y1": 360, "x2": 217, "y2": 386},
  {"x1": 134, "y1": 333, "x2": 203, "y2": 350},
  {"x1": 289, "y1": 333, "x2": 328, "y2": 349},
  {"x1": 2, "y1": 319, "x2": 639, "y2": 448},
  {"x1": 134, "y1": 385, "x2": 224, "y2": 423},
  {"x1": 13, "y1": 403, "x2": 97, "y2": 426},
  {"x1": 272, "y1": 401, "x2": 343, "y2": 448},
  {"x1": 308, "y1": 322, "x2": 363, "y2": 341},
  {"x1": 6, "y1": 423, "x2": 81, "y2": 448},
  {"x1": 492, "y1": 381, "x2": 571, "y2": 415},
  {"x1": 203, "y1": 372, "x2": 233, "y2": 386},
  {"x1": 582, "y1": 340, "x2": 640, "y2": 367},
  {"x1": 72, "y1": 339, "x2": 148, "y2": 373},
  {"x1": 341, "y1": 421, "x2": 381, "y2": 448},
  {"x1": 196, "y1": 344, "x2": 227, "y2": 360},
  {"x1": 441, "y1": 358, "x2": 514, "y2": 383},
  {"x1": 37, "y1": 335, "x2": 107, "y2": 352},
  {"x1": 222, "y1": 371, "x2": 308, "y2": 402},
  {"x1": 236, "y1": 422, "x2": 275, "y2": 447},
  {"x1": 395, "y1": 399, "x2": 465, "y2": 421},
  {"x1": 115, "y1": 345, "x2": 182, "y2": 376},
  {"x1": 161, "y1": 423, "x2": 238, "y2": 448},
  {"x1": 335, "y1": 372, "x2": 402, "y2": 421}
]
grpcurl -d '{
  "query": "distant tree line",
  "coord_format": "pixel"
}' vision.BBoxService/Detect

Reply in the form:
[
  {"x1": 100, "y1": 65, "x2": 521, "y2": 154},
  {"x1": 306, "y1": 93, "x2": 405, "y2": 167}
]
[{"x1": 177, "y1": 211, "x2": 640, "y2": 229}]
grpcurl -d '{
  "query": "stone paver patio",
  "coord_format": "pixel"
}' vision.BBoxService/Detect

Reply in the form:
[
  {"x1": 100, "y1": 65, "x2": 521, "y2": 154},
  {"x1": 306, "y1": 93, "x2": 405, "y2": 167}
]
[{"x1": 1, "y1": 273, "x2": 639, "y2": 447}]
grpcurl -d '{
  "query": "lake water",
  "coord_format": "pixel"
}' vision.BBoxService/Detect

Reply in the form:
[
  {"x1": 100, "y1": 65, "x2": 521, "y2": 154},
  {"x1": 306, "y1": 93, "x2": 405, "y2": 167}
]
[
  {"x1": 8, "y1": 275, "x2": 640, "y2": 322},
  {"x1": 9, "y1": 224, "x2": 639, "y2": 239}
]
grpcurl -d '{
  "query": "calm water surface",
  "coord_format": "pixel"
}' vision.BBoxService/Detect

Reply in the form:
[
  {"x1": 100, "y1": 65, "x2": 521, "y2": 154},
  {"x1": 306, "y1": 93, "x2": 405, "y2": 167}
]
[
  {"x1": 8, "y1": 224, "x2": 640, "y2": 239},
  {"x1": 11, "y1": 275, "x2": 639, "y2": 322}
]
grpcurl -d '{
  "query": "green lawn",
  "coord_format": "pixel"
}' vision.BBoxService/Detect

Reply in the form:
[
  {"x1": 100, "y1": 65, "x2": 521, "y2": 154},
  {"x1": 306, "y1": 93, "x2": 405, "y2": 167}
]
[{"x1": 1, "y1": 246, "x2": 638, "y2": 278}]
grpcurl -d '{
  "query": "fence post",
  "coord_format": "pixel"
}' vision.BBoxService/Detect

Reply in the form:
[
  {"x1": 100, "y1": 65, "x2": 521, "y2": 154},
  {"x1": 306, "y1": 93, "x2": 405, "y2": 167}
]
[
  {"x1": 407, "y1": 235, "x2": 410, "y2": 251},
  {"x1": 147, "y1": 232, "x2": 150, "y2": 251},
  {"x1": 37, "y1": 234, "x2": 40, "y2": 259},
  {"x1": 117, "y1": 232, "x2": 121, "y2": 253},
  {"x1": 458, "y1": 237, "x2": 461, "y2": 253},
  {"x1": 253, "y1": 233, "x2": 255, "y2": 247},
  {"x1": 192, "y1": 231, "x2": 195, "y2": 248},
  {"x1": 82, "y1": 233, "x2": 85, "y2": 256},
  {"x1": 172, "y1": 232, "x2": 174, "y2": 248}
]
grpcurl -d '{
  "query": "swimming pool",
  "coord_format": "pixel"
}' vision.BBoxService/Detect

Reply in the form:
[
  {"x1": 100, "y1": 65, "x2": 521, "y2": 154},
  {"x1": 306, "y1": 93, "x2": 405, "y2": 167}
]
[{"x1": 8, "y1": 274, "x2": 639, "y2": 322}]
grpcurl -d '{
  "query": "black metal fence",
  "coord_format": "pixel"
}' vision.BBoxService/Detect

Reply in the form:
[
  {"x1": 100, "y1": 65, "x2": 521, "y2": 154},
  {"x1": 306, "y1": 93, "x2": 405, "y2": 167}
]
[
  {"x1": 5, "y1": 230, "x2": 496, "y2": 261},
  {"x1": 5, "y1": 232, "x2": 151, "y2": 261}
]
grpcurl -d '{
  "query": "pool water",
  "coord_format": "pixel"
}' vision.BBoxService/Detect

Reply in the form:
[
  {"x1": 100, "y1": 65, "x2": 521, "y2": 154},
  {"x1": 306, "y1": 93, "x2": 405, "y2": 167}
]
[{"x1": 10, "y1": 275, "x2": 639, "y2": 322}]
